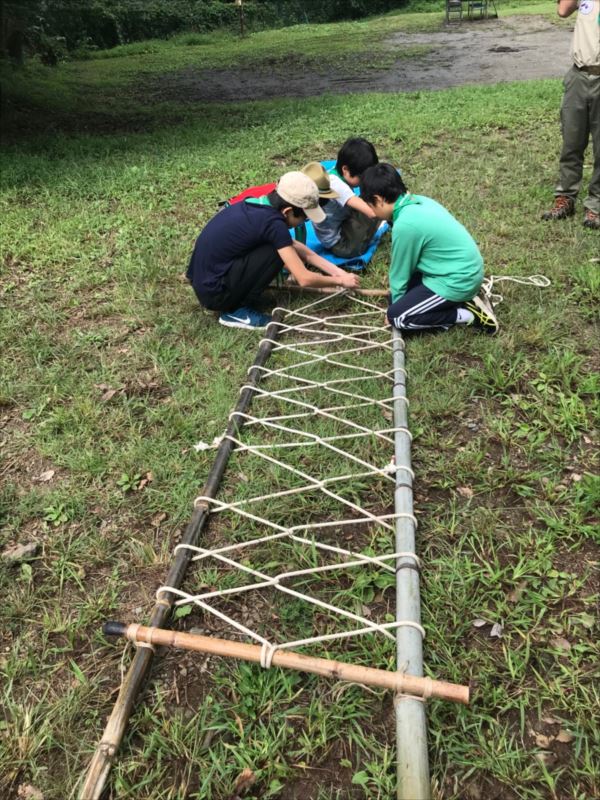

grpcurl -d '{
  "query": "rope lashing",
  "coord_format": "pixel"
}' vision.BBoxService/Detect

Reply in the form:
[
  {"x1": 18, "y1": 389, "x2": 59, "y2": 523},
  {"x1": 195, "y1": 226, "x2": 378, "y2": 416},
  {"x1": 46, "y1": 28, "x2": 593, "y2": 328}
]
[
  {"x1": 395, "y1": 675, "x2": 434, "y2": 703},
  {"x1": 162, "y1": 293, "x2": 421, "y2": 671},
  {"x1": 260, "y1": 643, "x2": 278, "y2": 669}
]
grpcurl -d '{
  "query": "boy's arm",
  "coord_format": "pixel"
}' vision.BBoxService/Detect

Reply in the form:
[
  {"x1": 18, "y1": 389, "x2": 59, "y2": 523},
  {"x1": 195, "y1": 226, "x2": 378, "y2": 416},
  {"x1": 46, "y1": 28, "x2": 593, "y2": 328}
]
[
  {"x1": 292, "y1": 240, "x2": 352, "y2": 279},
  {"x1": 345, "y1": 194, "x2": 378, "y2": 219},
  {"x1": 389, "y1": 225, "x2": 422, "y2": 300},
  {"x1": 557, "y1": 1, "x2": 578, "y2": 18},
  {"x1": 278, "y1": 244, "x2": 360, "y2": 289}
]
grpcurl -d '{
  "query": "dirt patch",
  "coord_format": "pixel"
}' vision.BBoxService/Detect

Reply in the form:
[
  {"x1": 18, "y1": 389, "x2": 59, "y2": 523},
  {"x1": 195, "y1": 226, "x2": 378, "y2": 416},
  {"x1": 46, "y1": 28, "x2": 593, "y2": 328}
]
[{"x1": 141, "y1": 16, "x2": 571, "y2": 104}]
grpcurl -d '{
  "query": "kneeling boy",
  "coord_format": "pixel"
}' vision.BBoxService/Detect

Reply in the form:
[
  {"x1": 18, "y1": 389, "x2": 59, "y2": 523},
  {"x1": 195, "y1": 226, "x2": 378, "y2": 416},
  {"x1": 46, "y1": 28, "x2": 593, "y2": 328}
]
[
  {"x1": 360, "y1": 163, "x2": 498, "y2": 334},
  {"x1": 303, "y1": 137, "x2": 381, "y2": 259},
  {"x1": 186, "y1": 171, "x2": 360, "y2": 330}
]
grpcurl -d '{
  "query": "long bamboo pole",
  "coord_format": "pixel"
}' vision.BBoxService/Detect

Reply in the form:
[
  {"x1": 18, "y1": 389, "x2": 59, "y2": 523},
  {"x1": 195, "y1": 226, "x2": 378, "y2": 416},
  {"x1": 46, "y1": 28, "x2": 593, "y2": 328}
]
[
  {"x1": 393, "y1": 327, "x2": 430, "y2": 800},
  {"x1": 78, "y1": 313, "x2": 286, "y2": 800},
  {"x1": 272, "y1": 284, "x2": 389, "y2": 297},
  {"x1": 103, "y1": 623, "x2": 470, "y2": 705}
]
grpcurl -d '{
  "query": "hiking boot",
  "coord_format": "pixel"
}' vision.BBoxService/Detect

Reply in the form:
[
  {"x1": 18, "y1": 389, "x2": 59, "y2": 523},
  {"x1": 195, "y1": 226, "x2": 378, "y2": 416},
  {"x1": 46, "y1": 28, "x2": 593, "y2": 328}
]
[
  {"x1": 583, "y1": 209, "x2": 600, "y2": 230},
  {"x1": 465, "y1": 293, "x2": 499, "y2": 335},
  {"x1": 219, "y1": 307, "x2": 273, "y2": 330},
  {"x1": 541, "y1": 195, "x2": 575, "y2": 221}
]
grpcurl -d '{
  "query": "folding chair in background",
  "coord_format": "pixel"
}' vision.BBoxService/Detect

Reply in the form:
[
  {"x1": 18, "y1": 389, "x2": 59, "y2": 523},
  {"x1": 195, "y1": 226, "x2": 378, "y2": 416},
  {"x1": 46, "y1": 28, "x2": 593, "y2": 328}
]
[{"x1": 446, "y1": 0, "x2": 463, "y2": 24}]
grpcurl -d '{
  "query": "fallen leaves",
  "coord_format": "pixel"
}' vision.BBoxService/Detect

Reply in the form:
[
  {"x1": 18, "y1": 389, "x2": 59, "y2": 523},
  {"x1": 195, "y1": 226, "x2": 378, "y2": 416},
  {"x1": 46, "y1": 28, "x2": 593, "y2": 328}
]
[
  {"x1": 94, "y1": 377, "x2": 167, "y2": 402},
  {"x1": 95, "y1": 383, "x2": 122, "y2": 402},
  {"x1": 2, "y1": 542, "x2": 39, "y2": 563},
  {"x1": 507, "y1": 580, "x2": 527, "y2": 603},
  {"x1": 137, "y1": 471, "x2": 153, "y2": 491},
  {"x1": 17, "y1": 786, "x2": 44, "y2": 800},
  {"x1": 530, "y1": 724, "x2": 575, "y2": 750},
  {"x1": 471, "y1": 618, "x2": 503, "y2": 638},
  {"x1": 549, "y1": 636, "x2": 571, "y2": 651},
  {"x1": 457, "y1": 485, "x2": 474, "y2": 499},
  {"x1": 34, "y1": 469, "x2": 55, "y2": 482},
  {"x1": 489, "y1": 622, "x2": 503, "y2": 638},
  {"x1": 227, "y1": 767, "x2": 255, "y2": 799},
  {"x1": 534, "y1": 732, "x2": 552, "y2": 748}
]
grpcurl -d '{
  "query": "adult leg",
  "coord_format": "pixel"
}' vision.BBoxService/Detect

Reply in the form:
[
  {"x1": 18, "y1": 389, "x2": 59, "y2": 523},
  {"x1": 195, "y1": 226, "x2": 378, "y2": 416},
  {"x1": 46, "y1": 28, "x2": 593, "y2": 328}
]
[
  {"x1": 330, "y1": 208, "x2": 381, "y2": 259},
  {"x1": 387, "y1": 282, "x2": 460, "y2": 331},
  {"x1": 555, "y1": 67, "x2": 590, "y2": 201},
  {"x1": 583, "y1": 73, "x2": 600, "y2": 216}
]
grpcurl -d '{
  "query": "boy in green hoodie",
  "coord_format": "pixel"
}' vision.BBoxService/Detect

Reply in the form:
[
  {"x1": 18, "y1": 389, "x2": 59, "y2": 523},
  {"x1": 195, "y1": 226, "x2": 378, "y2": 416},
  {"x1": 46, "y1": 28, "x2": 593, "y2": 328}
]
[{"x1": 360, "y1": 163, "x2": 498, "y2": 334}]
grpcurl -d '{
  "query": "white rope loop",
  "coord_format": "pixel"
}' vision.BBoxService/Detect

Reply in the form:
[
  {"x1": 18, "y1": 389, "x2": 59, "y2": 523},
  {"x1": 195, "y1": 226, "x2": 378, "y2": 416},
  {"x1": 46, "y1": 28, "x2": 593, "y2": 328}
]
[{"x1": 482, "y1": 273, "x2": 551, "y2": 305}]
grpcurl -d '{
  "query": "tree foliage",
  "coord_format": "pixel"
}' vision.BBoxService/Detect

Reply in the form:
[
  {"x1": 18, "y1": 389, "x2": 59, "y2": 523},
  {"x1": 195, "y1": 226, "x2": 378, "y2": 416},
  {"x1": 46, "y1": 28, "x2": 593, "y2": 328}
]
[{"x1": 1, "y1": 0, "x2": 410, "y2": 64}]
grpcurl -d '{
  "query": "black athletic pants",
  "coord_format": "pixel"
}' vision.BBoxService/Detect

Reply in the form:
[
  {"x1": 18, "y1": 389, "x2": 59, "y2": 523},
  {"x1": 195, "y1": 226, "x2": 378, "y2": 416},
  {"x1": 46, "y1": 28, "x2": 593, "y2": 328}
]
[
  {"x1": 387, "y1": 273, "x2": 461, "y2": 331},
  {"x1": 194, "y1": 244, "x2": 284, "y2": 312}
]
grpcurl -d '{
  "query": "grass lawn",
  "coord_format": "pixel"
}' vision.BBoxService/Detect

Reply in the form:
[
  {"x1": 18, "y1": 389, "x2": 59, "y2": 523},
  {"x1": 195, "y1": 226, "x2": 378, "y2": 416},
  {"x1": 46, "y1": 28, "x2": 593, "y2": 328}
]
[{"x1": 0, "y1": 4, "x2": 598, "y2": 800}]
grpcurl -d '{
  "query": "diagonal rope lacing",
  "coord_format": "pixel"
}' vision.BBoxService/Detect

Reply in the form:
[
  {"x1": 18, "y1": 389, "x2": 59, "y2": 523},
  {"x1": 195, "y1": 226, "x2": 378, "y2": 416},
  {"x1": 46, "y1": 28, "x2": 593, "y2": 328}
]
[{"x1": 158, "y1": 291, "x2": 423, "y2": 668}]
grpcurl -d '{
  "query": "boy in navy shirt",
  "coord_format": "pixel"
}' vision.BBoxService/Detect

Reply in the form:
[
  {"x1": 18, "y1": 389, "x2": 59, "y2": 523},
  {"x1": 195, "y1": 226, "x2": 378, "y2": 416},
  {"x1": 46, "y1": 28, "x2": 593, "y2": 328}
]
[{"x1": 187, "y1": 171, "x2": 360, "y2": 329}]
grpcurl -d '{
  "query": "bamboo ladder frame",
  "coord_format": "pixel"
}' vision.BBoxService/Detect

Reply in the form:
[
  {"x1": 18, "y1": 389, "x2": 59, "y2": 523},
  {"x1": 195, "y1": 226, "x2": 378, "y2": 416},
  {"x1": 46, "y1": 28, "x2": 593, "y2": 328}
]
[{"x1": 79, "y1": 295, "x2": 468, "y2": 799}]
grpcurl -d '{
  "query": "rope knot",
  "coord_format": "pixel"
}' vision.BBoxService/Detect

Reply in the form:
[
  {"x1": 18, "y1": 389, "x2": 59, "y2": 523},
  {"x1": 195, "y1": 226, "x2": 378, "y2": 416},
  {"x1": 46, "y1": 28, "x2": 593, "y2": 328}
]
[{"x1": 260, "y1": 642, "x2": 278, "y2": 669}]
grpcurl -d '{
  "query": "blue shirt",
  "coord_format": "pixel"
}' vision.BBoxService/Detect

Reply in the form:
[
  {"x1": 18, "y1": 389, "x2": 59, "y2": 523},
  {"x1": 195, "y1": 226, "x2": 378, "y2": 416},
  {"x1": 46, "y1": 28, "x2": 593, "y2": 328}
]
[{"x1": 187, "y1": 199, "x2": 292, "y2": 298}]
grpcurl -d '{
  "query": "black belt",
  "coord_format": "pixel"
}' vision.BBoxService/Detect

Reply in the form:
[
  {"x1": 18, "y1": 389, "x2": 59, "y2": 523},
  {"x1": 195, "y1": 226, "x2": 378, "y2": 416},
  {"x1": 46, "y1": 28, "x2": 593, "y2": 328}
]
[{"x1": 576, "y1": 64, "x2": 600, "y2": 76}]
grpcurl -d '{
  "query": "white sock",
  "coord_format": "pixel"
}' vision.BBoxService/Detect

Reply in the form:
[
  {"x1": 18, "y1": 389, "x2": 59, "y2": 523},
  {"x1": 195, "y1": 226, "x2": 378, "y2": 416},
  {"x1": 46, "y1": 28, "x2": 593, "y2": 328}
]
[{"x1": 455, "y1": 308, "x2": 475, "y2": 325}]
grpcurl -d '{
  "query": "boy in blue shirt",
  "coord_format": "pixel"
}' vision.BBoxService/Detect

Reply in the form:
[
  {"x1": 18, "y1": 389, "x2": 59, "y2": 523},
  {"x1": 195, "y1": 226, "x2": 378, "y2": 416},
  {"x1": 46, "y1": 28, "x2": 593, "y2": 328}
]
[
  {"x1": 186, "y1": 171, "x2": 360, "y2": 330},
  {"x1": 360, "y1": 163, "x2": 498, "y2": 334},
  {"x1": 303, "y1": 137, "x2": 381, "y2": 258}
]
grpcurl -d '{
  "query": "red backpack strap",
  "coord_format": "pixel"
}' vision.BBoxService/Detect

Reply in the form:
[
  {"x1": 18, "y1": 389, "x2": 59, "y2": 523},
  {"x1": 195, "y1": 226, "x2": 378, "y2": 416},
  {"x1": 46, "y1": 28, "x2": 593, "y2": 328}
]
[{"x1": 228, "y1": 182, "x2": 277, "y2": 204}]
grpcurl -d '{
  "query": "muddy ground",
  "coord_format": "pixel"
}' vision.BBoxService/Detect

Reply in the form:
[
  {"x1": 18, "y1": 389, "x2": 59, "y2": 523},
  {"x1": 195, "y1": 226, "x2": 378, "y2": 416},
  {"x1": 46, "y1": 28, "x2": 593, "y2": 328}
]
[{"x1": 145, "y1": 15, "x2": 572, "y2": 103}]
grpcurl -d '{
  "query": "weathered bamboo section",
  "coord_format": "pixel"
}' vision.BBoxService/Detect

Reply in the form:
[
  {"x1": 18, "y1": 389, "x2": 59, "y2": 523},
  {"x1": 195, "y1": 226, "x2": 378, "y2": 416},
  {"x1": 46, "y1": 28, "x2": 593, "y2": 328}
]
[
  {"x1": 273, "y1": 284, "x2": 389, "y2": 297},
  {"x1": 78, "y1": 313, "x2": 286, "y2": 800},
  {"x1": 104, "y1": 622, "x2": 470, "y2": 705}
]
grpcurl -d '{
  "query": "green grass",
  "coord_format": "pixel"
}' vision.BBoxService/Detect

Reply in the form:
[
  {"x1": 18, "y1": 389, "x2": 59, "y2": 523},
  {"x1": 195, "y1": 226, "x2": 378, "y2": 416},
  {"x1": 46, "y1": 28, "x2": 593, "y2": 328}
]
[
  {"x1": 1, "y1": 4, "x2": 598, "y2": 800},
  {"x1": 0, "y1": 0, "x2": 573, "y2": 139}
]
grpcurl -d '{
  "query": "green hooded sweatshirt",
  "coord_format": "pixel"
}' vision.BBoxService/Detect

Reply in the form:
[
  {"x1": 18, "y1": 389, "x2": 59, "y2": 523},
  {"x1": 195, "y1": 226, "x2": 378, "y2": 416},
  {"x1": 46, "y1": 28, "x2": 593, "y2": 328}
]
[{"x1": 390, "y1": 194, "x2": 483, "y2": 302}]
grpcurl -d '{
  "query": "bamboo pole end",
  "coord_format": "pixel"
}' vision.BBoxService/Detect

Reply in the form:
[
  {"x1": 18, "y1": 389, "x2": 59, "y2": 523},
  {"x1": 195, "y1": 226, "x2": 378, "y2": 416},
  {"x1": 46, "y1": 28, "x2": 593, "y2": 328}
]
[{"x1": 103, "y1": 620, "x2": 127, "y2": 638}]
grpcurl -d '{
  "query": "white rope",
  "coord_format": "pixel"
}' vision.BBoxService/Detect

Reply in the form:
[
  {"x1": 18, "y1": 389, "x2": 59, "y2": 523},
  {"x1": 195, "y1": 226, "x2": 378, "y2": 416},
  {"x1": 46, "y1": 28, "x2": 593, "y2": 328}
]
[
  {"x1": 162, "y1": 295, "x2": 421, "y2": 668},
  {"x1": 481, "y1": 274, "x2": 551, "y2": 306}
]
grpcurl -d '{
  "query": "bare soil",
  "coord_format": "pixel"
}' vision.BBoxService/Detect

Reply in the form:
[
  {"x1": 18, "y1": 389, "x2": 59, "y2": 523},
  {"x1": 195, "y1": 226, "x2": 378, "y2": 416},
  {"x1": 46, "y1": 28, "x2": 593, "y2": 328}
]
[{"x1": 143, "y1": 16, "x2": 571, "y2": 104}]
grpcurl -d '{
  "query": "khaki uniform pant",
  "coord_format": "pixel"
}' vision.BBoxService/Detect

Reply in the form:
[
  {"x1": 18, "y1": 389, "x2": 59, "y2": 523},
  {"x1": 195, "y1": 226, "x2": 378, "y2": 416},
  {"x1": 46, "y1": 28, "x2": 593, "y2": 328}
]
[{"x1": 555, "y1": 66, "x2": 600, "y2": 214}]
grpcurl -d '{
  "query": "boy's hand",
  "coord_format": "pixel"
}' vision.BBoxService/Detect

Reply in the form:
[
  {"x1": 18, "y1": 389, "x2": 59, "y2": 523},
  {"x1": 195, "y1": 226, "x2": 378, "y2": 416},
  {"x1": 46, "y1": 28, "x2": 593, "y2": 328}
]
[{"x1": 338, "y1": 272, "x2": 360, "y2": 289}]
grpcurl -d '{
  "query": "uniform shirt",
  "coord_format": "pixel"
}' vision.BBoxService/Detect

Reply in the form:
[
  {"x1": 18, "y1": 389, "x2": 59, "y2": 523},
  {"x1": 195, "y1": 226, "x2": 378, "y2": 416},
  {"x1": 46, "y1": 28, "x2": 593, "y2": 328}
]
[
  {"x1": 186, "y1": 198, "x2": 292, "y2": 298},
  {"x1": 572, "y1": 0, "x2": 600, "y2": 67},
  {"x1": 312, "y1": 172, "x2": 355, "y2": 248},
  {"x1": 389, "y1": 194, "x2": 483, "y2": 303}
]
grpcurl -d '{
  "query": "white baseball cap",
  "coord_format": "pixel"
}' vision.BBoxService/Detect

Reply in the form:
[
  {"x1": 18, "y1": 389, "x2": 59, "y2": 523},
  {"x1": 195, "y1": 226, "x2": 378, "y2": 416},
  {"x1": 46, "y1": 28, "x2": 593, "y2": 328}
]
[{"x1": 277, "y1": 171, "x2": 326, "y2": 224}]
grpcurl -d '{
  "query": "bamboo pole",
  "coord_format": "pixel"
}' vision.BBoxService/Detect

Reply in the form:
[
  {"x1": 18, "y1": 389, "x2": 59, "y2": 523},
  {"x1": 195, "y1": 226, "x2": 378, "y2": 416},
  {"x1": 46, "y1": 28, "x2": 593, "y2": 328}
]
[
  {"x1": 78, "y1": 313, "x2": 286, "y2": 800},
  {"x1": 104, "y1": 623, "x2": 470, "y2": 705},
  {"x1": 271, "y1": 284, "x2": 389, "y2": 297},
  {"x1": 393, "y1": 327, "x2": 430, "y2": 799}
]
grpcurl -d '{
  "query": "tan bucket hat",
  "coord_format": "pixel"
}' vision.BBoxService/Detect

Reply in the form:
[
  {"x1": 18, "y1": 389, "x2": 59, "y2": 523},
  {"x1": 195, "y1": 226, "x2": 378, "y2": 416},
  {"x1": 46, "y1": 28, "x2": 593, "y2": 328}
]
[{"x1": 301, "y1": 162, "x2": 339, "y2": 200}]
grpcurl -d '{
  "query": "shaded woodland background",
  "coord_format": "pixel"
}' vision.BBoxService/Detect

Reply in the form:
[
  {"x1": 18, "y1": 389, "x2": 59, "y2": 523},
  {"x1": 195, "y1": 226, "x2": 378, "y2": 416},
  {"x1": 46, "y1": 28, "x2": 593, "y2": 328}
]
[{"x1": 1, "y1": 0, "x2": 436, "y2": 65}]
